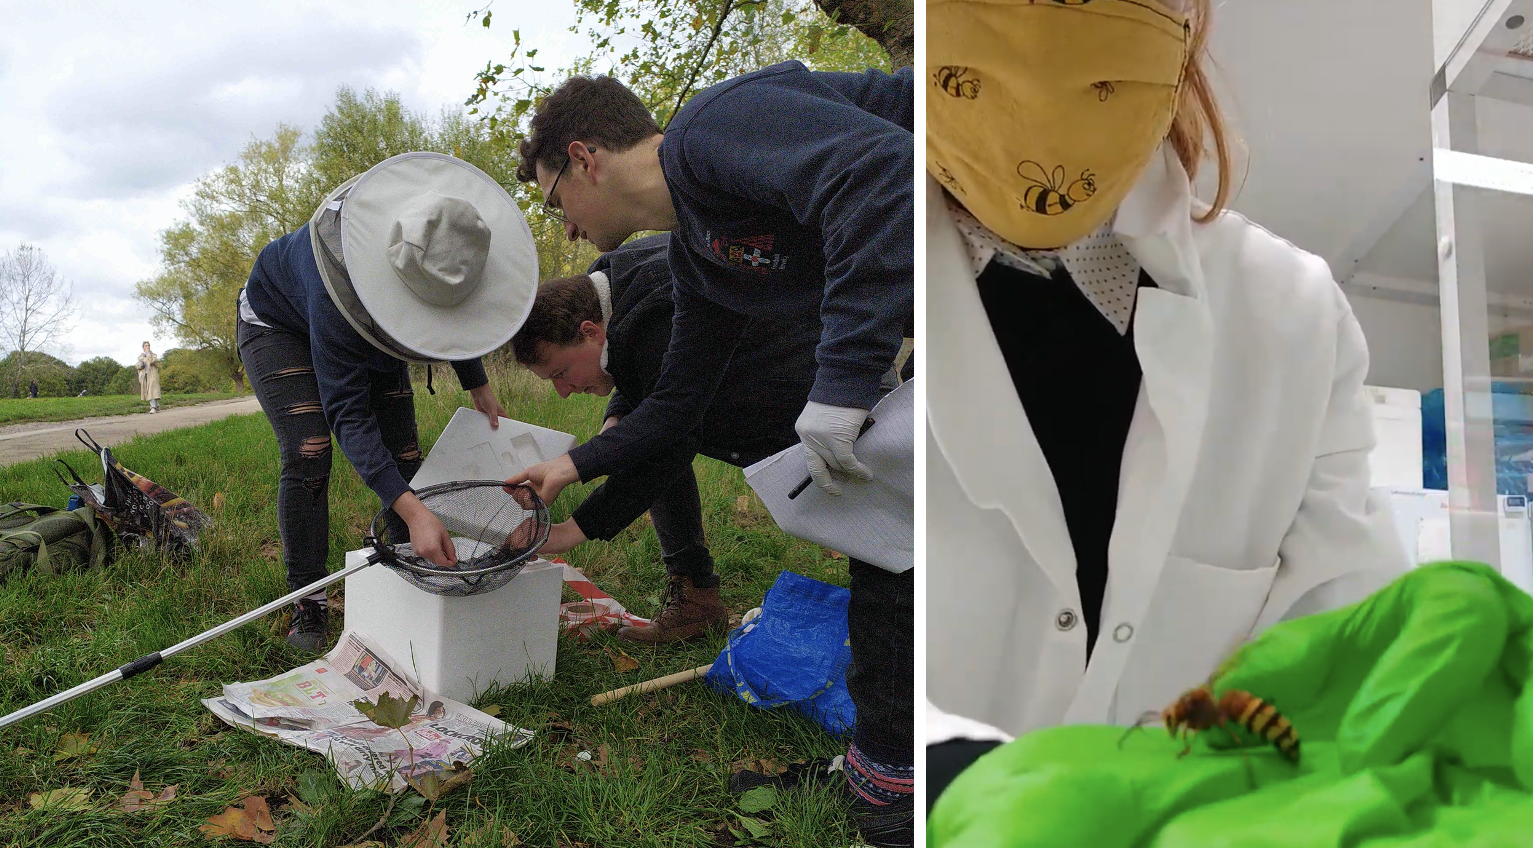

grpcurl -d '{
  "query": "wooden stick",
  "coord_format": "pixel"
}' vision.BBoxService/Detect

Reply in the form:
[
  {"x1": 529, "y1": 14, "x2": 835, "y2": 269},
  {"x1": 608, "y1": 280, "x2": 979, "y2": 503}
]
[{"x1": 590, "y1": 664, "x2": 713, "y2": 707}]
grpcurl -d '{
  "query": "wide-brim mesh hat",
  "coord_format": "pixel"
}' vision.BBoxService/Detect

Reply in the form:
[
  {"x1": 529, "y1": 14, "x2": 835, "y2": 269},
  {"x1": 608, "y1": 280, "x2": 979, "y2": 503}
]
[{"x1": 309, "y1": 152, "x2": 538, "y2": 364}]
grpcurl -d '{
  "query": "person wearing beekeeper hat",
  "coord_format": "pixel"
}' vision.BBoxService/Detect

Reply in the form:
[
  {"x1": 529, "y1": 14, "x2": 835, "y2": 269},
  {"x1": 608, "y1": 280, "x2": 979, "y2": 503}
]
[
  {"x1": 236, "y1": 152, "x2": 537, "y2": 653},
  {"x1": 925, "y1": 0, "x2": 1411, "y2": 765}
]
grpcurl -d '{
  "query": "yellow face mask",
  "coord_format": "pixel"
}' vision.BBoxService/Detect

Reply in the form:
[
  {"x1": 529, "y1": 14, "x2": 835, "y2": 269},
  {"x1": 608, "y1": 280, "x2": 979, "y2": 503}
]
[{"x1": 928, "y1": 0, "x2": 1190, "y2": 250}]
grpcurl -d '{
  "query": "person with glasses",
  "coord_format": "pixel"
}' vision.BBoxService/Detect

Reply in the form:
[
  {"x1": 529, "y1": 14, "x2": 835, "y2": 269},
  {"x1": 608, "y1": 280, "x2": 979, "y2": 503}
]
[{"x1": 505, "y1": 62, "x2": 915, "y2": 847}]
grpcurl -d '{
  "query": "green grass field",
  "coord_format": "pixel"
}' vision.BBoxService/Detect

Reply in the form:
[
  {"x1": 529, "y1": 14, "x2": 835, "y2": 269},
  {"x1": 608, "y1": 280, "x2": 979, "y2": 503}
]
[
  {"x1": 0, "y1": 367, "x2": 859, "y2": 847},
  {"x1": 0, "y1": 393, "x2": 241, "y2": 427}
]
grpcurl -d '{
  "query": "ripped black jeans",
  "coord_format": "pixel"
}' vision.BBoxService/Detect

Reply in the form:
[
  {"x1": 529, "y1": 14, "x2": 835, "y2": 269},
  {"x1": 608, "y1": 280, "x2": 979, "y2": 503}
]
[{"x1": 237, "y1": 318, "x2": 422, "y2": 593}]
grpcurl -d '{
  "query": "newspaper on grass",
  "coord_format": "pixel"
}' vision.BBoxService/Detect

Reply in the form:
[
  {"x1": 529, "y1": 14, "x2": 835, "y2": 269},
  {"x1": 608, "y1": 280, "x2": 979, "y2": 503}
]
[{"x1": 203, "y1": 630, "x2": 533, "y2": 792}]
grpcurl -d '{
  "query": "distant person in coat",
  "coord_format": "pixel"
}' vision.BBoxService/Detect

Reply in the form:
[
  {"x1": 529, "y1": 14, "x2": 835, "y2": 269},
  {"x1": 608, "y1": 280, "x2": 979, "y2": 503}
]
[
  {"x1": 137, "y1": 342, "x2": 161, "y2": 413},
  {"x1": 27, "y1": 379, "x2": 37, "y2": 399}
]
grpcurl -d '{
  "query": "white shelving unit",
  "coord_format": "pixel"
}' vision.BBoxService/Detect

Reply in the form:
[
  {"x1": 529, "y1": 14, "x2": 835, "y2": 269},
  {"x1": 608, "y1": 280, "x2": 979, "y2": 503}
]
[{"x1": 1428, "y1": 0, "x2": 1532, "y2": 569}]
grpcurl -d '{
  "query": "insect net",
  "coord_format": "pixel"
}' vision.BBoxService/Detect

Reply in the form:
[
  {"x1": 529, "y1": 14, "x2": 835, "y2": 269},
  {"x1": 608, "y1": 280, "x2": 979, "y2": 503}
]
[{"x1": 368, "y1": 481, "x2": 550, "y2": 597}]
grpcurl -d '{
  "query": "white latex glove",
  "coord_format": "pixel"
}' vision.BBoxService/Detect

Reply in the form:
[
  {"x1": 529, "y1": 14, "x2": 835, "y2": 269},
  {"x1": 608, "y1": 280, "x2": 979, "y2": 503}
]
[{"x1": 795, "y1": 400, "x2": 874, "y2": 496}]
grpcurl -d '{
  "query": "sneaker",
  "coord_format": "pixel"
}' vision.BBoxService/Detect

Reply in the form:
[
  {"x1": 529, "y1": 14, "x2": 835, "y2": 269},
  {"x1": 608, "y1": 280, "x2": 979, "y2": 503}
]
[
  {"x1": 286, "y1": 599, "x2": 328, "y2": 653},
  {"x1": 617, "y1": 574, "x2": 728, "y2": 644},
  {"x1": 850, "y1": 793, "x2": 914, "y2": 848}
]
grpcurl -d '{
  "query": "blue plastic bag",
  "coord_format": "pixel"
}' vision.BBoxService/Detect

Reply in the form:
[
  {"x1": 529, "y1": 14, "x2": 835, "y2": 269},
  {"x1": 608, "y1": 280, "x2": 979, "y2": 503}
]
[{"x1": 704, "y1": 570, "x2": 857, "y2": 736}]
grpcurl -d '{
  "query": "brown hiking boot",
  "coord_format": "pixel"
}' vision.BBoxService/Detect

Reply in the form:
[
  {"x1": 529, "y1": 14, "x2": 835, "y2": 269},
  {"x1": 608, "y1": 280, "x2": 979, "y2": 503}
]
[{"x1": 618, "y1": 575, "x2": 728, "y2": 644}]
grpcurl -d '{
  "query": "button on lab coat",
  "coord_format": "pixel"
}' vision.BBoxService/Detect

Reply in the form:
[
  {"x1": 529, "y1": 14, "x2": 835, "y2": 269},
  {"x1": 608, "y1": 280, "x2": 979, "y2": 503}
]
[{"x1": 926, "y1": 144, "x2": 1411, "y2": 737}]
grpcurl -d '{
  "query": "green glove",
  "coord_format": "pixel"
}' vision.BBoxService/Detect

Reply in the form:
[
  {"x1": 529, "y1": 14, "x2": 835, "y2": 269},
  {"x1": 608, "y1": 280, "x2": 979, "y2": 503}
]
[{"x1": 929, "y1": 562, "x2": 1533, "y2": 847}]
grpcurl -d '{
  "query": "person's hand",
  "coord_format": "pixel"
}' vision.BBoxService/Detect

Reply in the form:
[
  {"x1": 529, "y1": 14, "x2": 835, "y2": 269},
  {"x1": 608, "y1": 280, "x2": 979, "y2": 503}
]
[
  {"x1": 600, "y1": 415, "x2": 622, "y2": 434},
  {"x1": 927, "y1": 562, "x2": 1533, "y2": 848},
  {"x1": 392, "y1": 491, "x2": 457, "y2": 567},
  {"x1": 504, "y1": 453, "x2": 580, "y2": 506},
  {"x1": 539, "y1": 519, "x2": 589, "y2": 555},
  {"x1": 468, "y1": 384, "x2": 507, "y2": 430},
  {"x1": 794, "y1": 401, "x2": 873, "y2": 496}
]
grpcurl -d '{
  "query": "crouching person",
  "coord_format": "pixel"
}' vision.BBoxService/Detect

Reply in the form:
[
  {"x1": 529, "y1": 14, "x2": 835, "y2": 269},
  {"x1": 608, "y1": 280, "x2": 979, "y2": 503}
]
[
  {"x1": 237, "y1": 153, "x2": 531, "y2": 652},
  {"x1": 511, "y1": 233, "x2": 820, "y2": 643}
]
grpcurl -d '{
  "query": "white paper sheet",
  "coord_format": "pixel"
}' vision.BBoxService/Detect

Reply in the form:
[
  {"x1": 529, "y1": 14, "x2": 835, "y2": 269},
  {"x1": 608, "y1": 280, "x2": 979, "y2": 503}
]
[
  {"x1": 412, "y1": 407, "x2": 578, "y2": 489},
  {"x1": 744, "y1": 380, "x2": 914, "y2": 573}
]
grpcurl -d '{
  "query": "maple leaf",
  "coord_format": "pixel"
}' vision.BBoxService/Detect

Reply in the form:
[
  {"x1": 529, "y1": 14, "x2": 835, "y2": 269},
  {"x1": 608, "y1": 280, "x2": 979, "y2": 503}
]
[
  {"x1": 403, "y1": 765, "x2": 473, "y2": 802},
  {"x1": 352, "y1": 692, "x2": 418, "y2": 729},
  {"x1": 199, "y1": 796, "x2": 278, "y2": 844},
  {"x1": 29, "y1": 787, "x2": 92, "y2": 810},
  {"x1": 52, "y1": 732, "x2": 97, "y2": 762},
  {"x1": 119, "y1": 770, "x2": 178, "y2": 813}
]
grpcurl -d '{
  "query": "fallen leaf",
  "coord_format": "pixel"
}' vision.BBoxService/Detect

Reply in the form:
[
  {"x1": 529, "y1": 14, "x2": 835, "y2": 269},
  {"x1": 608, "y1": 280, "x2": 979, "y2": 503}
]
[
  {"x1": 604, "y1": 646, "x2": 639, "y2": 673},
  {"x1": 478, "y1": 704, "x2": 500, "y2": 717},
  {"x1": 212, "y1": 492, "x2": 226, "y2": 512},
  {"x1": 730, "y1": 757, "x2": 785, "y2": 776},
  {"x1": 400, "y1": 809, "x2": 449, "y2": 847},
  {"x1": 200, "y1": 797, "x2": 278, "y2": 843},
  {"x1": 201, "y1": 806, "x2": 257, "y2": 841},
  {"x1": 820, "y1": 547, "x2": 844, "y2": 560},
  {"x1": 352, "y1": 691, "x2": 417, "y2": 730},
  {"x1": 404, "y1": 765, "x2": 473, "y2": 801},
  {"x1": 29, "y1": 787, "x2": 92, "y2": 810},
  {"x1": 592, "y1": 743, "x2": 610, "y2": 768},
  {"x1": 244, "y1": 795, "x2": 276, "y2": 833},
  {"x1": 120, "y1": 770, "x2": 178, "y2": 812},
  {"x1": 53, "y1": 732, "x2": 97, "y2": 761},
  {"x1": 259, "y1": 541, "x2": 282, "y2": 560},
  {"x1": 739, "y1": 785, "x2": 778, "y2": 814}
]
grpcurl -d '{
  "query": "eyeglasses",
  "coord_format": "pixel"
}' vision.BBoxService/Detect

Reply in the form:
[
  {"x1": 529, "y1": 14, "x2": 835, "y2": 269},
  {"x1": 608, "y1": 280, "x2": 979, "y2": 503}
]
[
  {"x1": 542, "y1": 157, "x2": 571, "y2": 223},
  {"x1": 541, "y1": 145, "x2": 595, "y2": 224}
]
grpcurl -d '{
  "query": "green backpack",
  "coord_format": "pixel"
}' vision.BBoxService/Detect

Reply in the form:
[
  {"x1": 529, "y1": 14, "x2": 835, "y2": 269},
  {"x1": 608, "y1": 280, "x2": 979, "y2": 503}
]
[{"x1": 0, "y1": 502, "x2": 113, "y2": 580}]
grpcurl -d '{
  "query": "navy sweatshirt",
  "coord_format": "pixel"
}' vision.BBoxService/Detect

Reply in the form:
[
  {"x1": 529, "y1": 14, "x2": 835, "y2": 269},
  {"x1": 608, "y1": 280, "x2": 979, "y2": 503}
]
[
  {"x1": 568, "y1": 61, "x2": 914, "y2": 482},
  {"x1": 242, "y1": 225, "x2": 489, "y2": 507}
]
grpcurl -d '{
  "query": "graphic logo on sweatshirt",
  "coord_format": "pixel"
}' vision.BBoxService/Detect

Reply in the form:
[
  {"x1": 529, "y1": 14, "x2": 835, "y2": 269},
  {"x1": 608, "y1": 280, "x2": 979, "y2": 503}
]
[{"x1": 707, "y1": 231, "x2": 789, "y2": 274}]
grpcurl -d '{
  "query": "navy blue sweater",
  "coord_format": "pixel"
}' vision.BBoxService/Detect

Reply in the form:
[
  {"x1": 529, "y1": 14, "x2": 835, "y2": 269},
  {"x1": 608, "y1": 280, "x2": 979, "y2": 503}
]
[
  {"x1": 568, "y1": 61, "x2": 914, "y2": 482},
  {"x1": 243, "y1": 225, "x2": 489, "y2": 507}
]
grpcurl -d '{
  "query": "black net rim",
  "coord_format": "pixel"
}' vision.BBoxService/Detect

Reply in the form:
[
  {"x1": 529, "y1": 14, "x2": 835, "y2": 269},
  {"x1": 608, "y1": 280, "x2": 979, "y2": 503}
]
[{"x1": 366, "y1": 480, "x2": 549, "y2": 578}]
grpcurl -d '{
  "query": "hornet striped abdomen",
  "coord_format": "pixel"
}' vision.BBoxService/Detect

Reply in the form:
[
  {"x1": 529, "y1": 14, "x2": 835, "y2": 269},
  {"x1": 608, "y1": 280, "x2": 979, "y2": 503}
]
[{"x1": 1224, "y1": 689, "x2": 1299, "y2": 761}]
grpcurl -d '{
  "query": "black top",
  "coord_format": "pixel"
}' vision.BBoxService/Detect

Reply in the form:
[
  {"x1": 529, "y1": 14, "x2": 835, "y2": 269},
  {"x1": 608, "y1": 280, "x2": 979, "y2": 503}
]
[
  {"x1": 569, "y1": 234, "x2": 821, "y2": 542},
  {"x1": 974, "y1": 261, "x2": 1154, "y2": 657},
  {"x1": 566, "y1": 62, "x2": 915, "y2": 484}
]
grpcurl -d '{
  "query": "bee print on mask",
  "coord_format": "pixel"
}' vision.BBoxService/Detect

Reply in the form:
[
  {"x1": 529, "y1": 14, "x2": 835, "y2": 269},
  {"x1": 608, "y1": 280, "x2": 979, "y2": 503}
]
[
  {"x1": 934, "y1": 162, "x2": 966, "y2": 195},
  {"x1": 933, "y1": 66, "x2": 981, "y2": 99},
  {"x1": 1016, "y1": 161, "x2": 1096, "y2": 215},
  {"x1": 1092, "y1": 81, "x2": 1115, "y2": 101}
]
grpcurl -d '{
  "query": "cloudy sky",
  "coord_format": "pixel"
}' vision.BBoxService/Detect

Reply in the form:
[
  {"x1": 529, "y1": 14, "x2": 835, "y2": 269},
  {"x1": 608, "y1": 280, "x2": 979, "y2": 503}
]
[{"x1": 0, "y1": 0, "x2": 587, "y2": 367}]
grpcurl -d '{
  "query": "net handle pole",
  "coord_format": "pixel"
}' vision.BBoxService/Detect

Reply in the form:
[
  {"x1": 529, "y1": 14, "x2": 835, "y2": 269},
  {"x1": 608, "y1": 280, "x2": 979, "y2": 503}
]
[
  {"x1": 589, "y1": 664, "x2": 713, "y2": 707},
  {"x1": 0, "y1": 551, "x2": 385, "y2": 731}
]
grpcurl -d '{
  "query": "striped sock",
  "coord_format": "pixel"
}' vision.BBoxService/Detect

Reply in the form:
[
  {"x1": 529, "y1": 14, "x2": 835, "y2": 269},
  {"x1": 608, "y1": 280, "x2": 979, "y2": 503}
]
[{"x1": 844, "y1": 742, "x2": 914, "y2": 806}]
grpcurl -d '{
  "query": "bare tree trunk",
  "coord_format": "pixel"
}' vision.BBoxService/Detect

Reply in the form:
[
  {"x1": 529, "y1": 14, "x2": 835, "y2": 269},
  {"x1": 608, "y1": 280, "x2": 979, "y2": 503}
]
[{"x1": 813, "y1": 0, "x2": 913, "y2": 68}]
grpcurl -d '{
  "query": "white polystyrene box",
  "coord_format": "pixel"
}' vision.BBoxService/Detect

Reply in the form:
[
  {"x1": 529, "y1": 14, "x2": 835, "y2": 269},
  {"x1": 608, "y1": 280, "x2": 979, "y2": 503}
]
[
  {"x1": 1365, "y1": 385, "x2": 1423, "y2": 490},
  {"x1": 343, "y1": 549, "x2": 562, "y2": 704}
]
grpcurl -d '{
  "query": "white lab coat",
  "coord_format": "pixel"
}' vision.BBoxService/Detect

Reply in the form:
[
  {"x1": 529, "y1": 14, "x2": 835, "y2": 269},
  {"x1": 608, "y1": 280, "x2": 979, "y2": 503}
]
[{"x1": 926, "y1": 144, "x2": 1411, "y2": 738}]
